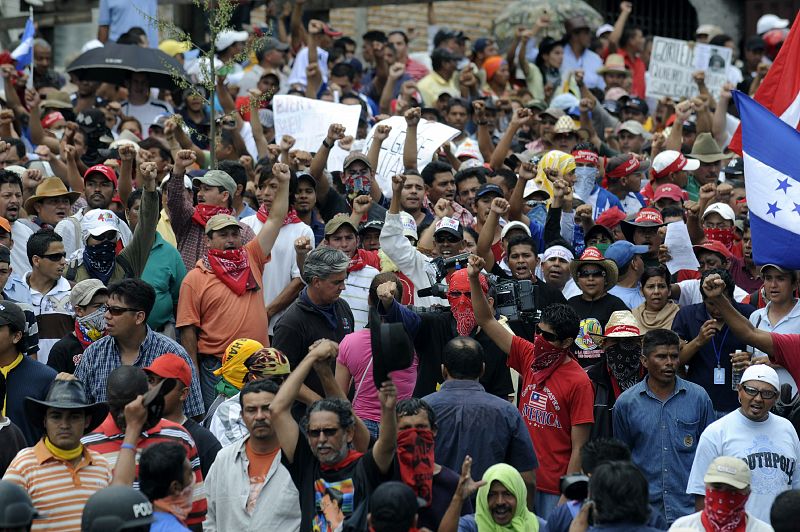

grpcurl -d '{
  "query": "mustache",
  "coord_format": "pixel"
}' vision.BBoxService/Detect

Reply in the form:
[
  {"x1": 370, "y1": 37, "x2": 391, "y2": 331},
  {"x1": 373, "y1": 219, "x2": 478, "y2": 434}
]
[{"x1": 492, "y1": 505, "x2": 512, "y2": 513}]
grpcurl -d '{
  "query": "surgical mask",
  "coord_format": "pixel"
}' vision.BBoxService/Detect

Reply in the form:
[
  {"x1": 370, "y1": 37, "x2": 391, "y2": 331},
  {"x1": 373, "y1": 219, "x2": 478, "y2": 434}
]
[{"x1": 574, "y1": 166, "x2": 598, "y2": 200}]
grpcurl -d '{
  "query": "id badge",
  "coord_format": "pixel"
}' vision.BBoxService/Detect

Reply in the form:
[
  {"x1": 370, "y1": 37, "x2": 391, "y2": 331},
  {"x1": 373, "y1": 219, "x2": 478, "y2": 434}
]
[{"x1": 714, "y1": 367, "x2": 725, "y2": 385}]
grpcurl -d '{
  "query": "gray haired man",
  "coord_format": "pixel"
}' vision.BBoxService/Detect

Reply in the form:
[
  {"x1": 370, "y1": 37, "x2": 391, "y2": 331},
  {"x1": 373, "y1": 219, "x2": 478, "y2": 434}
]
[{"x1": 272, "y1": 245, "x2": 355, "y2": 399}]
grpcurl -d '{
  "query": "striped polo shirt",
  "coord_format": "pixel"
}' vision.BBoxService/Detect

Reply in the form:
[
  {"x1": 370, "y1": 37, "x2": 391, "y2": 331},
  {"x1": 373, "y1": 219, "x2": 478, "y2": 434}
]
[
  {"x1": 82, "y1": 415, "x2": 207, "y2": 526},
  {"x1": 3, "y1": 440, "x2": 112, "y2": 531}
]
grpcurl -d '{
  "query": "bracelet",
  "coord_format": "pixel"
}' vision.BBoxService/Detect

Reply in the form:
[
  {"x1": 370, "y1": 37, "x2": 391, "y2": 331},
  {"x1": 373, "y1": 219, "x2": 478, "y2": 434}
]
[
  {"x1": 322, "y1": 139, "x2": 334, "y2": 149},
  {"x1": 121, "y1": 443, "x2": 136, "y2": 451}
]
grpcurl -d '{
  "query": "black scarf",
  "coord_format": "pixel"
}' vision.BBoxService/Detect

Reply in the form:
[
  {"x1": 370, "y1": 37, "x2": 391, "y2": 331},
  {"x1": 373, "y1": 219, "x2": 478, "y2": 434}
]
[
  {"x1": 83, "y1": 241, "x2": 116, "y2": 284},
  {"x1": 605, "y1": 341, "x2": 642, "y2": 392}
]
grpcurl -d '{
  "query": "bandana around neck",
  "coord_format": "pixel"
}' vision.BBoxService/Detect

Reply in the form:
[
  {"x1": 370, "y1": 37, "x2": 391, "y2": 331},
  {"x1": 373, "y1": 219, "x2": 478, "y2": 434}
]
[
  {"x1": 74, "y1": 306, "x2": 107, "y2": 349},
  {"x1": 191, "y1": 204, "x2": 231, "y2": 227},
  {"x1": 531, "y1": 335, "x2": 569, "y2": 384},
  {"x1": 83, "y1": 241, "x2": 116, "y2": 284},
  {"x1": 206, "y1": 248, "x2": 258, "y2": 295},
  {"x1": 255, "y1": 205, "x2": 302, "y2": 225},
  {"x1": 153, "y1": 481, "x2": 194, "y2": 523}
]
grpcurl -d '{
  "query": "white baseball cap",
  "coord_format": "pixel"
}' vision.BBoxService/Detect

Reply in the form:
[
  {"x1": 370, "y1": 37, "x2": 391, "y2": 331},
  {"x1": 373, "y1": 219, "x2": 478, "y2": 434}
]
[
  {"x1": 399, "y1": 211, "x2": 418, "y2": 240},
  {"x1": 215, "y1": 30, "x2": 249, "y2": 51},
  {"x1": 596, "y1": 24, "x2": 614, "y2": 38},
  {"x1": 82, "y1": 209, "x2": 120, "y2": 239},
  {"x1": 740, "y1": 364, "x2": 780, "y2": 392},
  {"x1": 702, "y1": 202, "x2": 735, "y2": 222},
  {"x1": 651, "y1": 150, "x2": 700, "y2": 179},
  {"x1": 523, "y1": 179, "x2": 551, "y2": 200},
  {"x1": 501, "y1": 221, "x2": 531, "y2": 240},
  {"x1": 757, "y1": 14, "x2": 789, "y2": 35},
  {"x1": 161, "y1": 174, "x2": 193, "y2": 191}
]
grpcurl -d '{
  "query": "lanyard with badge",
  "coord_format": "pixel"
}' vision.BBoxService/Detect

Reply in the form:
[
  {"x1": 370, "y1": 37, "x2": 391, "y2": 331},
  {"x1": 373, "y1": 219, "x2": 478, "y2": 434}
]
[{"x1": 711, "y1": 326, "x2": 730, "y2": 385}]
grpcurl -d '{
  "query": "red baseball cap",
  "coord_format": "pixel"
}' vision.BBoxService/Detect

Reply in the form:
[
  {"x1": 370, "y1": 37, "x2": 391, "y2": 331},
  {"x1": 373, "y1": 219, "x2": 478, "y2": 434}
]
[
  {"x1": 653, "y1": 183, "x2": 688, "y2": 202},
  {"x1": 143, "y1": 353, "x2": 192, "y2": 388},
  {"x1": 693, "y1": 240, "x2": 733, "y2": 260},
  {"x1": 83, "y1": 164, "x2": 118, "y2": 188},
  {"x1": 595, "y1": 206, "x2": 627, "y2": 229}
]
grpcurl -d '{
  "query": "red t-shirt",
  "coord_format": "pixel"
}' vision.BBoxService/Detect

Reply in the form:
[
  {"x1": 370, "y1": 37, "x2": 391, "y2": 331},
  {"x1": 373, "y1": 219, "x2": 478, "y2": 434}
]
[
  {"x1": 618, "y1": 49, "x2": 647, "y2": 98},
  {"x1": 508, "y1": 336, "x2": 595, "y2": 494},
  {"x1": 770, "y1": 333, "x2": 800, "y2": 385}
]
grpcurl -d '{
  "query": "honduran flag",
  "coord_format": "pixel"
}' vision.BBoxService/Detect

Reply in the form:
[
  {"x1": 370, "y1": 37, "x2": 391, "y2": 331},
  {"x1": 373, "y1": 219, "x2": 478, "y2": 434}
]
[
  {"x1": 10, "y1": 16, "x2": 35, "y2": 69},
  {"x1": 729, "y1": 10, "x2": 800, "y2": 154},
  {"x1": 734, "y1": 90, "x2": 800, "y2": 269}
]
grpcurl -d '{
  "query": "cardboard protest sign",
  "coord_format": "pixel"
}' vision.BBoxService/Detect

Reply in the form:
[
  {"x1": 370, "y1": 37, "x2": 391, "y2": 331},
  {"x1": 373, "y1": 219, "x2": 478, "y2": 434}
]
[
  {"x1": 273, "y1": 95, "x2": 361, "y2": 152},
  {"x1": 646, "y1": 37, "x2": 733, "y2": 100},
  {"x1": 363, "y1": 116, "x2": 459, "y2": 199}
]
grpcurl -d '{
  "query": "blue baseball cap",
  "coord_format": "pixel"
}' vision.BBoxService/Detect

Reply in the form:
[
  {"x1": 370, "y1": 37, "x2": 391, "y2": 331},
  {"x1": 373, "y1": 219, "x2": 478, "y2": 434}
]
[
  {"x1": 475, "y1": 183, "x2": 504, "y2": 200},
  {"x1": 604, "y1": 240, "x2": 649, "y2": 268}
]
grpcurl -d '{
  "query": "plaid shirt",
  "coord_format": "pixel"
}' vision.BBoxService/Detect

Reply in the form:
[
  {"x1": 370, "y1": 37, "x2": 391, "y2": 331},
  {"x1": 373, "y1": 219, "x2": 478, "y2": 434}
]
[
  {"x1": 74, "y1": 326, "x2": 204, "y2": 417},
  {"x1": 422, "y1": 196, "x2": 475, "y2": 228}
]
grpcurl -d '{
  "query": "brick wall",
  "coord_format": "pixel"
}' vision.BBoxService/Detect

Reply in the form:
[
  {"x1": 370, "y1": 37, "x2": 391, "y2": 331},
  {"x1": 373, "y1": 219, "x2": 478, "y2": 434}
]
[{"x1": 329, "y1": 0, "x2": 509, "y2": 53}]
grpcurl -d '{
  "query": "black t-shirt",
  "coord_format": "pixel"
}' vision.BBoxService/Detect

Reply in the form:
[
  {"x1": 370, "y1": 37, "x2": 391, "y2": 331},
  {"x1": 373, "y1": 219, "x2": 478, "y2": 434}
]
[
  {"x1": 567, "y1": 293, "x2": 629, "y2": 368},
  {"x1": 284, "y1": 436, "x2": 389, "y2": 532},
  {"x1": 47, "y1": 334, "x2": 83, "y2": 374},
  {"x1": 183, "y1": 418, "x2": 222, "y2": 479},
  {"x1": 318, "y1": 188, "x2": 387, "y2": 223},
  {"x1": 0, "y1": 419, "x2": 27, "y2": 477},
  {"x1": 417, "y1": 464, "x2": 474, "y2": 530}
]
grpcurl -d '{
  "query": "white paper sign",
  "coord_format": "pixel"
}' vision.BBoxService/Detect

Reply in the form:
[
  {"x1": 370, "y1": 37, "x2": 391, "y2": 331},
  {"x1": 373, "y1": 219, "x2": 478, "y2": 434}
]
[
  {"x1": 664, "y1": 221, "x2": 700, "y2": 274},
  {"x1": 273, "y1": 95, "x2": 361, "y2": 152},
  {"x1": 646, "y1": 37, "x2": 732, "y2": 100},
  {"x1": 362, "y1": 116, "x2": 459, "y2": 199}
]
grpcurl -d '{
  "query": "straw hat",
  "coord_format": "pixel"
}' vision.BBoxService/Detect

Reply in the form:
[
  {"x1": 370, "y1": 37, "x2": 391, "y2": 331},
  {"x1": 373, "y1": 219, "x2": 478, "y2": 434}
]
[
  {"x1": 569, "y1": 247, "x2": 619, "y2": 289},
  {"x1": 602, "y1": 310, "x2": 643, "y2": 337},
  {"x1": 23, "y1": 177, "x2": 81, "y2": 213},
  {"x1": 597, "y1": 54, "x2": 631, "y2": 76}
]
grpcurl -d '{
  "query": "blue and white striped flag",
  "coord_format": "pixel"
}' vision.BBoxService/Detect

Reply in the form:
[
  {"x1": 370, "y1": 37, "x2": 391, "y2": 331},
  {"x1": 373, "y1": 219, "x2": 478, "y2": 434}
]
[{"x1": 11, "y1": 16, "x2": 35, "y2": 69}]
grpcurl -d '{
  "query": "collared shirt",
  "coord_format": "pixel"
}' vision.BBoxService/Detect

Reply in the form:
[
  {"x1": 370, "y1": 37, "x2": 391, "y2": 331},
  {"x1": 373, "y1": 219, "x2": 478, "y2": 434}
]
[
  {"x1": 22, "y1": 274, "x2": 73, "y2": 365},
  {"x1": 617, "y1": 48, "x2": 646, "y2": 97},
  {"x1": 203, "y1": 437, "x2": 301, "y2": 531},
  {"x1": 613, "y1": 376, "x2": 714, "y2": 523},
  {"x1": 3, "y1": 440, "x2": 112, "y2": 532},
  {"x1": 209, "y1": 393, "x2": 247, "y2": 447},
  {"x1": 422, "y1": 380, "x2": 538, "y2": 481},
  {"x1": 749, "y1": 299, "x2": 800, "y2": 393},
  {"x1": 560, "y1": 44, "x2": 605, "y2": 90},
  {"x1": 417, "y1": 71, "x2": 461, "y2": 107},
  {"x1": 74, "y1": 326, "x2": 204, "y2": 417}
]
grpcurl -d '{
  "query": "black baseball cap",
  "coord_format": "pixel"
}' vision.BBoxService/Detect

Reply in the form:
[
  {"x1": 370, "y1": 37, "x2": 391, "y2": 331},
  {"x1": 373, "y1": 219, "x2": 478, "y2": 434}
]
[
  {"x1": 723, "y1": 157, "x2": 744, "y2": 176},
  {"x1": 476, "y1": 183, "x2": 504, "y2": 200},
  {"x1": 619, "y1": 96, "x2": 649, "y2": 115},
  {"x1": 359, "y1": 220, "x2": 384, "y2": 234},
  {"x1": 0, "y1": 301, "x2": 26, "y2": 332},
  {"x1": 369, "y1": 481, "x2": 424, "y2": 531},
  {"x1": 296, "y1": 172, "x2": 317, "y2": 187}
]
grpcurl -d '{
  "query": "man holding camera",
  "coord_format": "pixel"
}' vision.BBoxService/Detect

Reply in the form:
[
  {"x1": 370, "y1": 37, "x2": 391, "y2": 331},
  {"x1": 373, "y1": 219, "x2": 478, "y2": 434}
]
[{"x1": 468, "y1": 254, "x2": 594, "y2": 520}]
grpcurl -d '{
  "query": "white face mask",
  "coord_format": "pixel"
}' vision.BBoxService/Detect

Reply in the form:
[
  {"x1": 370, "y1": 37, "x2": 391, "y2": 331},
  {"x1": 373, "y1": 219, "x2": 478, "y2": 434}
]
[{"x1": 50, "y1": 128, "x2": 65, "y2": 140}]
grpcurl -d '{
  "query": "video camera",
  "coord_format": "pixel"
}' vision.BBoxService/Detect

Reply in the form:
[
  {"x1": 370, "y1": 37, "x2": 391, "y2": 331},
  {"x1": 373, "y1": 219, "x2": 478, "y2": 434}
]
[
  {"x1": 491, "y1": 276, "x2": 540, "y2": 324},
  {"x1": 416, "y1": 253, "x2": 471, "y2": 299}
]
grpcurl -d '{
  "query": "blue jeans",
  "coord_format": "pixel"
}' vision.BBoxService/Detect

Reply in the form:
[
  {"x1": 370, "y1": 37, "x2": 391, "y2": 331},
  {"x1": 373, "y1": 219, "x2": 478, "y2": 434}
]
[
  {"x1": 362, "y1": 418, "x2": 380, "y2": 439},
  {"x1": 199, "y1": 356, "x2": 222, "y2": 410},
  {"x1": 534, "y1": 490, "x2": 560, "y2": 521}
]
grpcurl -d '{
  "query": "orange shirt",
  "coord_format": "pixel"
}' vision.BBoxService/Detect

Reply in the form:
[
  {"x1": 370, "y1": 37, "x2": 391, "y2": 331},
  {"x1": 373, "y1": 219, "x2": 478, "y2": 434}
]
[
  {"x1": 245, "y1": 440, "x2": 280, "y2": 513},
  {"x1": 177, "y1": 239, "x2": 271, "y2": 356}
]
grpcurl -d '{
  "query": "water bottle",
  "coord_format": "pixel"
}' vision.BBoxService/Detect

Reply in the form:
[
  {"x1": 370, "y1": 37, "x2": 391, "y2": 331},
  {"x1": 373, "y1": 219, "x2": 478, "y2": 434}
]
[{"x1": 731, "y1": 350, "x2": 750, "y2": 390}]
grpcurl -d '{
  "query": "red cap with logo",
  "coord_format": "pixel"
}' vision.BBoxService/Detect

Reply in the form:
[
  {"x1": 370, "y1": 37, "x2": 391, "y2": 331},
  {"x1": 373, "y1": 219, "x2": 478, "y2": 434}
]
[
  {"x1": 654, "y1": 183, "x2": 688, "y2": 202},
  {"x1": 143, "y1": 353, "x2": 192, "y2": 388},
  {"x1": 83, "y1": 165, "x2": 118, "y2": 187},
  {"x1": 693, "y1": 240, "x2": 733, "y2": 260},
  {"x1": 632, "y1": 207, "x2": 664, "y2": 225},
  {"x1": 595, "y1": 206, "x2": 627, "y2": 229}
]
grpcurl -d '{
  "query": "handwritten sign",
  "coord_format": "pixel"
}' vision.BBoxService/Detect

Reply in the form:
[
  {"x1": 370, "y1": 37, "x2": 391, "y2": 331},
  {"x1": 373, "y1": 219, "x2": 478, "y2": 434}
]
[
  {"x1": 362, "y1": 116, "x2": 459, "y2": 199},
  {"x1": 273, "y1": 95, "x2": 361, "y2": 152},
  {"x1": 646, "y1": 37, "x2": 732, "y2": 100}
]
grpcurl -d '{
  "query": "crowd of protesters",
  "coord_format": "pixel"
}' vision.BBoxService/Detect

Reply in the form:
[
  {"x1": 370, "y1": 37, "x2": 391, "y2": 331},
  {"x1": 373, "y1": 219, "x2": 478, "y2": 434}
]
[{"x1": 0, "y1": 1, "x2": 799, "y2": 531}]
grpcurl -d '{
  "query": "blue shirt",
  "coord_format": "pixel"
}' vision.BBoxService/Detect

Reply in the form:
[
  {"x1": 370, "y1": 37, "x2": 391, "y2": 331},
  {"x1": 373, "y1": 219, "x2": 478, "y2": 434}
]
[
  {"x1": 237, "y1": 204, "x2": 257, "y2": 221},
  {"x1": 422, "y1": 380, "x2": 538, "y2": 481},
  {"x1": 150, "y1": 511, "x2": 190, "y2": 531},
  {"x1": 613, "y1": 376, "x2": 714, "y2": 524},
  {"x1": 97, "y1": 0, "x2": 158, "y2": 47},
  {"x1": 672, "y1": 301, "x2": 755, "y2": 412},
  {"x1": 560, "y1": 44, "x2": 605, "y2": 90},
  {"x1": 74, "y1": 326, "x2": 204, "y2": 418},
  {"x1": 545, "y1": 501, "x2": 668, "y2": 532},
  {"x1": 589, "y1": 185, "x2": 625, "y2": 220}
]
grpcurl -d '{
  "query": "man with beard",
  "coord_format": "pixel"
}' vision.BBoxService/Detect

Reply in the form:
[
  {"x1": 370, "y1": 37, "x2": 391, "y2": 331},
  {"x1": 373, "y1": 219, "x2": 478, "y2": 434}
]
[
  {"x1": 48, "y1": 279, "x2": 108, "y2": 374},
  {"x1": 204, "y1": 378, "x2": 301, "y2": 530},
  {"x1": 674, "y1": 456, "x2": 773, "y2": 531},
  {"x1": 469, "y1": 254, "x2": 594, "y2": 520},
  {"x1": 587, "y1": 311, "x2": 645, "y2": 439},
  {"x1": 614, "y1": 329, "x2": 714, "y2": 524},
  {"x1": 269, "y1": 339, "x2": 396, "y2": 531},
  {"x1": 0, "y1": 170, "x2": 33, "y2": 276}
]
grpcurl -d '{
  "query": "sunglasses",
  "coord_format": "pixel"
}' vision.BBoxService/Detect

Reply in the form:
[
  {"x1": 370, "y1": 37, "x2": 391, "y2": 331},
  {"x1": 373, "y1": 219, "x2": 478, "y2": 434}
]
[
  {"x1": 91, "y1": 231, "x2": 117, "y2": 242},
  {"x1": 448, "y1": 290, "x2": 471, "y2": 299},
  {"x1": 307, "y1": 427, "x2": 340, "y2": 438},
  {"x1": 740, "y1": 384, "x2": 778, "y2": 401},
  {"x1": 38, "y1": 252, "x2": 66, "y2": 262},
  {"x1": 536, "y1": 325, "x2": 560, "y2": 342},
  {"x1": 578, "y1": 269, "x2": 606, "y2": 279},
  {"x1": 435, "y1": 235, "x2": 461, "y2": 244},
  {"x1": 106, "y1": 305, "x2": 142, "y2": 316}
]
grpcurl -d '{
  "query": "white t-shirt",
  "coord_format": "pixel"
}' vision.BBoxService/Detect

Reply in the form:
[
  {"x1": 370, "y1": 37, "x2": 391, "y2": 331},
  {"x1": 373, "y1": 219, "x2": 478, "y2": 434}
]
[
  {"x1": 240, "y1": 215, "x2": 314, "y2": 335},
  {"x1": 669, "y1": 510, "x2": 773, "y2": 531},
  {"x1": 686, "y1": 410, "x2": 800, "y2": 523},
  {"x1": 677, "y1": 278, "x2": 749, "y2": 306},
  {"x1": 748, "y1": 300, "x2": 800, "y2": 395},
  {"x1": 120, "y1": 99, "x2": 174, "y2": 138}
]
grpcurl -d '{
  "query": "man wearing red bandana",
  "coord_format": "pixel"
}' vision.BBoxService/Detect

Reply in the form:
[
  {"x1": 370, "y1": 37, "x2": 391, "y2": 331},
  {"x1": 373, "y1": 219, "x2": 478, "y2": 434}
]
[
  {"x1": 642, "y1": 149, "x2": 699, "y2": 203},
  {"x1": 468, "y1": 254, "x2": 594, "y2": 521},
  {"x1": 167, "y1": 149, "x2": 256, "y2": 272},
  {"x1": 673, "y1": 456, "x2": 772, "y2": 531},
  {"x1": 177, "y1": 162, "x2": 290, "y2": 409}
]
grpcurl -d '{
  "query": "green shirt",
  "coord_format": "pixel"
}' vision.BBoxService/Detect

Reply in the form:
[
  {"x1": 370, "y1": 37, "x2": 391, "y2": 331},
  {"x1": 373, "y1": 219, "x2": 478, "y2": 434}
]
[
  {"x1": 686, "y1": 175, "x2": 700, "y2": 202},
  {"x1": 142, "y1": 232, "x2": 187, "y2": 330}
]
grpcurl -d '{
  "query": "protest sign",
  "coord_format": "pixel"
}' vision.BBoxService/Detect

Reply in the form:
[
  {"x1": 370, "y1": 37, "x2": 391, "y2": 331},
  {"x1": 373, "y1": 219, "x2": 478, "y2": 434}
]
[
  {"x1": 273, "y1": 95, "x2": 361, "y2": 152},
  {"x1": 646, "y1": 36, "x2": 732, "y2": 100},
  {"x1": 363, "y1": 116, "x2": 459, "y2": 198}
]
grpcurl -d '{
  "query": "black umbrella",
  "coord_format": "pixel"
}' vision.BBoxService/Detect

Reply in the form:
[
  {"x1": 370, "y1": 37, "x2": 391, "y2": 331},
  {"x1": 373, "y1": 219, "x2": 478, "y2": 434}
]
[{"x1": 66, "y1": 42, "x2": 186, "y2": 89}]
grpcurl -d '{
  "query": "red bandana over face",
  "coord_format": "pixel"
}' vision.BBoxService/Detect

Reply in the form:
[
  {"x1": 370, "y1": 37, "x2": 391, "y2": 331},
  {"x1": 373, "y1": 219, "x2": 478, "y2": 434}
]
[
  {"x1": 397, "y1": 428, "x2": 435, "y2": 505},
  {"x1": 531, "y1": 334, "x2": 569, "y2": 384},
  {"x1": 701, "y1": 487, "x2": 747, "y2": 532},
  {"x1": 256, "y1": 205, "x2": 302, "y2": 225},
  {"x1": 704, "y1": 227, "x2": 735, "y2": 251},
  {"x1": 192, "y1": 204, "x2": 232, "y2": 227},
  {"x1": 447, "y1": 269, "x2": 488, "y2": 336},
  {"x1": 206, "y1": 248, "x2": 258, "y2": 295}
]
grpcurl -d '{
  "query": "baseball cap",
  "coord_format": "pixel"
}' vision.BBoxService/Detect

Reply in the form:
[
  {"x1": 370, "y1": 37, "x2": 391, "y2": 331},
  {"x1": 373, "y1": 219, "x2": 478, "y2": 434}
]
[
  {"x1": 723, "y1": 157, "x2": 744, "y2": 176},
  {"x1": 455, "y1": 139, "x2": 483, "y2": 161},
  {"x1": 296, "y1": 172, "x2": 317, "y2": 187},
  {"x1": 204, "y1": 214, "x2": 240, "y2": 234},
  {"x1": 595, "y1": 206, "x2": 627, "y2": 229},
  {"x1": 475, "y1": 183, "x2": 504, "y2": 200},
  {"x1": 399, "y1": 212, "x2": 418, "y2": 240},
  {"x1": 84, "y1": 164, "x2": 118, "y2": 187},
  {"x1": 215, "y1": 29, "x2": 249, "y2": 51},
  {"x1": 0, "y1": 301, "x2": 26, "y2": 331},
  {"x1": 596, "y1": 23, "x2": 614, "y2": 38},
  {"x1": 696, "y1": 24, "x2": 723, "y2": 38},
  {"x1": 325, "y1": 214, "x2": 357, "y2": 237},
  {"x1": 745, "y1": 35, "x2": 766, "y2": 51},
  {"x1": 343, "y1": 152, "x2": 372, "y2": 170},
  {"x1": 369, "y1": 481, "x2": 424, "y2": 529},
  {"x1": 740, "y1": 364, "x2": 780, "y2": 392},
  {"x1": 605, "y1": 240, "x2": 649, "y2": 268},
  {"x1": 70, "y1": 279, "x2": 109, "y2": 307},
  {"x1": 703, "y1": 202, "x2": 735, "y2": 221},
  {"x1": 619, "y1": 96, "x2": 649, "y2": 115},
  {"x1": 433, "y1": 217, "x2": 463, "y2": 239},
  {"x1": 757, "y1": 14, "x2": 789, "y2": 35},
  {"x1": 654, "y1": 183, "x2": 688, "y2": 202},
  {"x1": 0, "y1": 216, "x2": 11, "y2": 234},
  {"x1": 322, "y1": 23, "x2": 343, "y2": 37},
  {"x1": 144, "y1": 353, "x2": 192, "y2": 388},
  {"x1": 0, "y1": 246, "x2": 8, "y2": 266},
  {"x1": 703, "y1": 457, "x2": 751, "y2": 489},
  {"x1": 82, "y1": 210, "x2": 120, "y2": 238},
  {"x1": 759, "y1": 263, "x2": 791, "y2": 275},
  {"x1": 523, "y1": 180, "x2": 550, "y2": 200},
  {"x1": 263, "y1": 37, "x2": 290, "y2": 52},
  {"x1": 617, "y1": 120, "x2": 652, "y2": 139},
  {"x1": 472, "y1": 37, "x2": 493, "y2": 53},
  {"x1": 501, "y1": 221, "x2": 531, "y2": 240},
  {"x1": 540, "y1": 108, "x2": 566, "y2": 121},
  {"x1": 693, "y1": 240, "x2": 733, "y2": 260},
  {"x1": 359, "y1": 220, "x2": 384, "y2": 235},
  {"x1": 193, "y1": 169, "x2": 237, "y2": 197},
  {"x1": 651, "y1": 150, "x2": 700, "y2": 179},
  {"x1": 160, "y1": 174, "x2": 193, "y2": 191}
]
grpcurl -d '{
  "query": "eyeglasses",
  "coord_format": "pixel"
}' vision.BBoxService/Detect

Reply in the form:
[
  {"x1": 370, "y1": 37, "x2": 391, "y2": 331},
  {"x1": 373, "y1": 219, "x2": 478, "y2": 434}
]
[
  {"x1": 91, "y1": 231, "x2": 117, "y2": 242},
  {"x1": 307, "y1": 427, "x2": 340, "y2": 438},
  {"x1": 435, "y1": 235, "x2": 461, "y2": 244},
  {"x1": 38, "y1": 252, "x2": 66, "y2": 262},
  {"x1": 536, "y1": 325, "x2": 560, "y2": 342},
  {"x1": 448, "y1": 290, "x2": 471, "y2": 299},
  {"x1": 106, "y1": 305, "x2": 142, "y2": 316},
  {"x1": 740, "y1": 384, "x2": 778, "y2": 401},
  {"x1": 577, "y1": 269, "x2": 606, "y2": 279}
]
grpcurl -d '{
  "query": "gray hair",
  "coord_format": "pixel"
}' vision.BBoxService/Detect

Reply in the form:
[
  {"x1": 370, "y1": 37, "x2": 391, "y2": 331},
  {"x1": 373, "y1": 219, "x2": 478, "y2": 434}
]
[
  {"x1": 33, "y1": 38, "x2": 51, "y2": 51},
  {"x1": 302, "y1": 246, "x2": 349, "y2": 284}
]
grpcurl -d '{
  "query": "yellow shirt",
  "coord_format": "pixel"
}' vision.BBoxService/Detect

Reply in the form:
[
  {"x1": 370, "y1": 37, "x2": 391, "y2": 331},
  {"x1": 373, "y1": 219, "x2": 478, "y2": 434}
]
[
  {"x1": 417, "y1": 71, "x2": 460, "y2": 107},
  {"x1": 156, "y1": 207, "x2": 178, "y2": 248}
]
